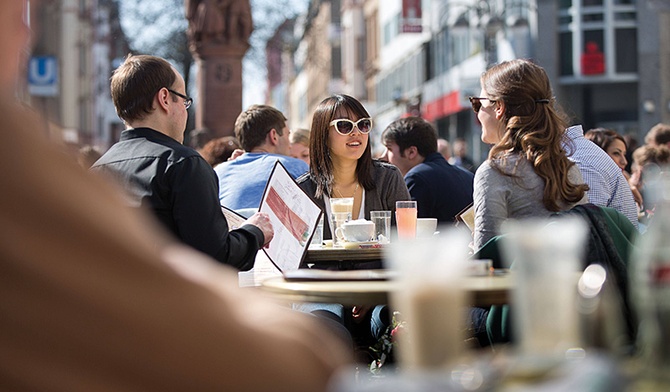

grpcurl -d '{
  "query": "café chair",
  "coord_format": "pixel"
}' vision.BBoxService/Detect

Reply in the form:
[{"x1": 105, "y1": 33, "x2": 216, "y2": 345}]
[{"x1": 482, "y1": 204, "x2": 638, "y2": 349}]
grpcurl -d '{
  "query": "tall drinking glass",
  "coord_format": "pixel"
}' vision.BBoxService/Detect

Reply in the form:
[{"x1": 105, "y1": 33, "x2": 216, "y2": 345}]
[
  {"x1": 330, "y1": 197, "x2": 353, "y2": 215},
  {"x1": 370, "y1": 210, "x2": 391, "y2": 244},
  {"x1": 386, "y1": 228, "x2": 471, "y2": 370},
  {"x1": 500, "y1": 217, "x2": 587, "y2": 361},
  {"x1": 330, "y1": 197, "x2": 353, "y2": 247},
  {"x1": 395, "y1": 201, "x2": 417, "y2": 239}
]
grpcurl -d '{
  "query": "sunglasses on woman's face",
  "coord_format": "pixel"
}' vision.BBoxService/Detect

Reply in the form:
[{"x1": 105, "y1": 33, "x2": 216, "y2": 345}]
[
  {"x1": 329, "y1": 118, "x2": 373, "y2": 135},
  {"x1": 468, "y1": 96, "x2": 496, "y2": 113}
]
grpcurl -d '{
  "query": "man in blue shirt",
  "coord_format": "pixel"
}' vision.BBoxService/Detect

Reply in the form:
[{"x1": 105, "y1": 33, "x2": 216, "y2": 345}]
[
  {"x1": 215, "y1": 105, "x2": 309, "y2": 210},
  {"x1": 381, "y1": 117, "x2": 474, "y2": 224}
]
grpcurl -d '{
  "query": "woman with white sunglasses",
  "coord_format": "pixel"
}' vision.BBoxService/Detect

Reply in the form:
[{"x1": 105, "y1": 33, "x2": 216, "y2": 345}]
[
  {"x1": 297, "y1": 94, "x2": 410, "y2": 241},
  {"x1": 296, "y1": 95, "x2": 410, "y2": 351}
]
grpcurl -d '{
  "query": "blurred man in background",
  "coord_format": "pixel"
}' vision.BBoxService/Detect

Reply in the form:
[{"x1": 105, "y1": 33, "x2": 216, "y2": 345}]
[{"x1": 382, "y1": 117, "x2": 474, "y2": 223}]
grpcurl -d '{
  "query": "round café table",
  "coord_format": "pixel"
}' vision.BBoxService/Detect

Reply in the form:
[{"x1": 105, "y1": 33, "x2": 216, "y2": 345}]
[{"x1": 259, "y1": 270, "x2": 512, "y2": 307}]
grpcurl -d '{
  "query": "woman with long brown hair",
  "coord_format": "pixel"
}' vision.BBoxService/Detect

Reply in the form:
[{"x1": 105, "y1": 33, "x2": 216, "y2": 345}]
[{"x1": 471, "y1": 59, "x2": 589, "y2": 250}]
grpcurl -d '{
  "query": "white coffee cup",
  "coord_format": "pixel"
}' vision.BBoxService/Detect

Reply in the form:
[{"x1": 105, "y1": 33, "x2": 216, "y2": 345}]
[
  {"x1": 416, "y1": 218, "x2": 438, "y2": 238},
  {"x1": 335, "y1": 219, "x2": 375, "y2": 242}
]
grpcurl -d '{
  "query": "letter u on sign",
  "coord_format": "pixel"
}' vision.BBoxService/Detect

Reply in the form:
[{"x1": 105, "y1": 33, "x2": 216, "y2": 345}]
[{"x1": 28, "y1": 56, "x2": 59, "y2": 96}]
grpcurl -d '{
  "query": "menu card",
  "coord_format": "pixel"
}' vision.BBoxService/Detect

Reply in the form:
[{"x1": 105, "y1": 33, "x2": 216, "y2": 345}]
[
  {"x1": 258, "y1": 161, "x2": 322, "y2": 272},
  {"x1": 221, "y1": 206, "x2": 247, "y2": 230},
  {"x1": 455, "y1": 202, "x2": 475, "y2": 232}
]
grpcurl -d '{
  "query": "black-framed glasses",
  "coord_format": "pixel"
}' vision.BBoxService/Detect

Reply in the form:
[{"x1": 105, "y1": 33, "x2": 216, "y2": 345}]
[
  {"x1": 329, "y1": 118, "x2": 373, "y2": 135},
  {"x1": 166, "y1": 88, "x2": 193, "y2": 110},
  {"x1": 468, "y1": 96, "x2": 496, "y2": 113}
]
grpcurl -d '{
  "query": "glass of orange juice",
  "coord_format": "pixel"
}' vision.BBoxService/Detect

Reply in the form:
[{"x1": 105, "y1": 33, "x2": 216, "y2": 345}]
[{"x1": 395, "y1": 201, "x2": 417, "y2": 239}]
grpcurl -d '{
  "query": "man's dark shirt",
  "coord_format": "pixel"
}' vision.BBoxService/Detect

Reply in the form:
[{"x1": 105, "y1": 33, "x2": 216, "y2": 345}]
[
  {"x1": 405, "y1": 152, "x2": 474, "y2": 224},
  {"x1": 91, "y1": 127, "x2": 262, "y2": 270}
]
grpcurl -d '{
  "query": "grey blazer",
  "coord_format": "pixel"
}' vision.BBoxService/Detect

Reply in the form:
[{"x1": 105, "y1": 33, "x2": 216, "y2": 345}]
[{"x1": 297, "y1": 160, "x2": 411, "y2": 240}]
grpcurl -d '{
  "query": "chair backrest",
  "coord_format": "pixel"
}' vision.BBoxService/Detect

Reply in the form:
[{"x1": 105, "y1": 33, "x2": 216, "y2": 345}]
[{"x1": 554, "y1": 203, "x2": 637, "y2": 345}]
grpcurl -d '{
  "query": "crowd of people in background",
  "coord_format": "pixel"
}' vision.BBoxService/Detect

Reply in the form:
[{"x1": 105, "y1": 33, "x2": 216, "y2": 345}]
[{"x1": 584, "y1": 123, "x2": 670, "y2": 230}]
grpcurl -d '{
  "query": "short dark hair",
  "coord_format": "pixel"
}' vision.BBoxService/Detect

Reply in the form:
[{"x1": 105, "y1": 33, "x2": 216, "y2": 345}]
[
  {"x1": 234, "y1": 104, "x2": 287, "y2": 151},
  {"x1": 381, "y1": 117, "x2": 438, "y2": 158},
  {"x1": 110, "y1": 54, "x2": 177, "y2": 123}
]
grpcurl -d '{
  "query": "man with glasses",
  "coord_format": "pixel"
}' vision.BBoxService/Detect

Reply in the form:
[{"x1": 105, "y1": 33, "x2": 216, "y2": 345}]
[
  {"x1": 215, "y1": 104, "x2": 309, "y2": 211},
  {"x1": 92, "y1": 54, "x2": 273, "y2": 270}
]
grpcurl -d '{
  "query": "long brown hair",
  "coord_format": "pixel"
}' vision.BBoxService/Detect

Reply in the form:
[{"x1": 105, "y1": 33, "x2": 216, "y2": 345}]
[
  {"x1": 482, "y1": 59, "x2": 588, "y2": 211},
  {"x1": 309, "y1": 94, "x2": 374, "y2": 199}
]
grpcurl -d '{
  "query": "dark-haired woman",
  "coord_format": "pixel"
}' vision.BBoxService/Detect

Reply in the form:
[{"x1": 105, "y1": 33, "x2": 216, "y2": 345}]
[
  {"x1": 297, "y1": 94, "x2": 410, "y2": 240},
  {"x1": 296, "y1": 94, "x2": 410, "y2": 350}
]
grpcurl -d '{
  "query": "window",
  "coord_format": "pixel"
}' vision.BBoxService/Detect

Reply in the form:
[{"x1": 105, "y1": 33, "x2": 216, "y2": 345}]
[
  {"x1": 381, "y1": 13, "x2": 400, "y2": 46},
  {"x1": 615, "y1": 28, "x2": 637, "y2": 73},
  {"x1": 582, "y1": 30, "x2": 605, "y2": 75},
  {"x1": 331, "y1": 47, "x2": 342, "y2": 78},
  {"x1": 357, "y1": 36, "x2": 366, "y2": 69},
  {"x1": 560, "y1": 32, "x2": 573, "y2": 76},
  {"x1": 559, "y1": 0, "x2": 637, "y2": 79},
  {"x1": 382, "y1": 19, "x2": 391, "y2": 46}
]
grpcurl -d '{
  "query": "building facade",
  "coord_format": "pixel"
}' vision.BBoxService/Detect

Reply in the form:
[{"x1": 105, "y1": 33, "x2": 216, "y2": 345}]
[
  {"x1": 272, "y1": 0, "x2": 668, "y2": 163},
  {"x1": 28, "y1": 0, "x2": 129, "y2": 150}
]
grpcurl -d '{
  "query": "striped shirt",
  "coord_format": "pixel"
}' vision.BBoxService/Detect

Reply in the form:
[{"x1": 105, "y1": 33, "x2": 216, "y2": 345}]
[{"x1": 563, "y1": 125, "x2": 639, "y2": 229}]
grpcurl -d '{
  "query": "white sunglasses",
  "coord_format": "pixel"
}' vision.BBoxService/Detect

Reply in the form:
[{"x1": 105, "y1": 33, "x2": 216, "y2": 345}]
[{"x1": 329, "y1": 118, "x2": 373, "y2": 135}]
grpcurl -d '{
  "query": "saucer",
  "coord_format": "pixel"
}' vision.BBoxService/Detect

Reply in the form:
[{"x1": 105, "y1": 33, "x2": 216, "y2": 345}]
[{"x1": 342, "y1": 240, "x2": 380, "y2": 250}]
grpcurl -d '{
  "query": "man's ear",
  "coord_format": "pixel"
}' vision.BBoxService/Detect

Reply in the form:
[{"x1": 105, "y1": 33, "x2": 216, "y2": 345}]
[
  {"x1": 405, "y1": 146, "x2": 419, "y2": 160},
  {"x1": 156, "y1": 88, "x2": 171, "y2": 112},
  {"x1": 268, "y1": 128, "x2": 279, "y2": 145}
]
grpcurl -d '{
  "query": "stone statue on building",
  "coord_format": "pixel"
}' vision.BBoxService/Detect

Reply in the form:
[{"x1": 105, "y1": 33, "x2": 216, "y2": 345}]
[{"x1": 184, "y1": 0, "x2": 253, "y2": 139}]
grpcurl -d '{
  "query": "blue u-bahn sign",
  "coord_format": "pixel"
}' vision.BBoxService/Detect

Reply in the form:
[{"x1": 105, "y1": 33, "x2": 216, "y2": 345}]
[{"x1": 28, "y1": 56, "x2": 58, "y2": 96}]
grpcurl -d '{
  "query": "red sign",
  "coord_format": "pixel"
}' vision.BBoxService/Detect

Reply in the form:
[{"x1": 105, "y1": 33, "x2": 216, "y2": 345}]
[
  {"x1": 422, "y1": 91, "x2": 464, "y2": 122},
  {"x1": 581, "y1": 41, "x2": 605, "y2": 75},
  {"x1": 401, "y1": 0, "x2": 422, "y2": 33}
]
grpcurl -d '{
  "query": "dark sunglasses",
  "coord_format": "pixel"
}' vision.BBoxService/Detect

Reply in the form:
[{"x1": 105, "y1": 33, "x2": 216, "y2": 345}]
[
  {"x1": 166, "y1": 88, "x2": 193, "y2": 110},
  {"x1": 329, "y1": 118, "x2": 373, "y2": 135},
  {"x1": 468, "y1": 96, "x2": 496, "y2": 113}
]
